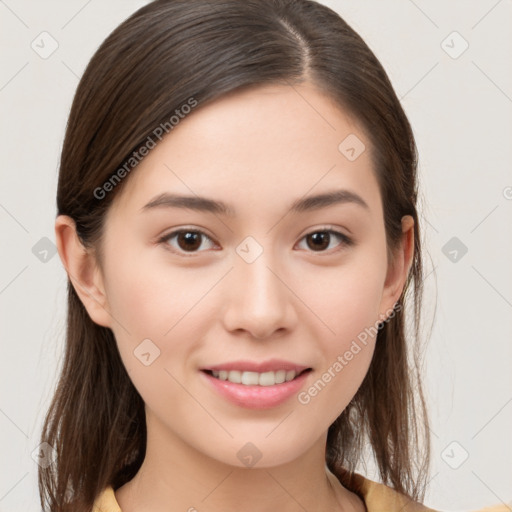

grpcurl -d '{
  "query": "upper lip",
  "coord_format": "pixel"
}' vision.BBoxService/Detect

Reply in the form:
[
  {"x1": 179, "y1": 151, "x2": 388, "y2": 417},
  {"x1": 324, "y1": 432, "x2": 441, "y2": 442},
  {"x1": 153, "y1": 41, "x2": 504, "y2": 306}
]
[{"x1": 201, "y1": 359, "x2": 311, "y2": 373}]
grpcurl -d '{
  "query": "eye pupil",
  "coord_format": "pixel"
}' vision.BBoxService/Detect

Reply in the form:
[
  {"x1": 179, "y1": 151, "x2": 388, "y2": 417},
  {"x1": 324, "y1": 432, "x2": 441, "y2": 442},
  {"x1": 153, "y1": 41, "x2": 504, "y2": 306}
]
[
  {"x1": 178, "y1": 231, "x2": 201, "y2": 251},
  {"x1": 307, "y1": 232, "x2": 329, "y2": 251}
]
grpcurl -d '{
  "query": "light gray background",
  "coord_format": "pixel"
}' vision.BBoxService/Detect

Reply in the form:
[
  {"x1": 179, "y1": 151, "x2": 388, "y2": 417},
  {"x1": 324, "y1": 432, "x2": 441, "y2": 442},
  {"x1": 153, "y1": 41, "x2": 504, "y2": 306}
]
[{"x1": 1, "y1": 1, "x2": 511, "y2": 511}]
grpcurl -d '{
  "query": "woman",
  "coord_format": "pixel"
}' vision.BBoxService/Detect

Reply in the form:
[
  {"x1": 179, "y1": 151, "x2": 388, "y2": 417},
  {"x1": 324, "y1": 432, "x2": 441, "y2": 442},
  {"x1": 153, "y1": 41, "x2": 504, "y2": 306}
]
[{"x1": 38, "y1": 1, "x2": 508, "y2": 511}]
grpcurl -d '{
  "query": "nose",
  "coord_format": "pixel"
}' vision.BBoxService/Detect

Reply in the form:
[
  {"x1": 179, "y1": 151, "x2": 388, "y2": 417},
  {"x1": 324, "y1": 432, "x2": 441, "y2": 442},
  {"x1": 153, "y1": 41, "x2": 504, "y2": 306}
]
[{"x1": 221, "y1": 248, "x2": 297, "y2": 340}]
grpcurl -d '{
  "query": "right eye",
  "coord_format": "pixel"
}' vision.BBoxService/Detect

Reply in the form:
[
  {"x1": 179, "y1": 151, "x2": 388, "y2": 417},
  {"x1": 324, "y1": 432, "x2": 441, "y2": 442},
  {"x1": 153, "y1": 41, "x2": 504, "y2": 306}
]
[{"x1": 157, "y1": 228, "x2": 218, "y2": 256}]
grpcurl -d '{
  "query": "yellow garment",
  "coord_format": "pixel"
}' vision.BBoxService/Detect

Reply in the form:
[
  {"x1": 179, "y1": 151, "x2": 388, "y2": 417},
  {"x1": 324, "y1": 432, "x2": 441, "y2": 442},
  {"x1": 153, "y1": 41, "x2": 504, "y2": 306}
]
[{"x1": 92, "y1": 471, "x2": 510, "y2": 512}]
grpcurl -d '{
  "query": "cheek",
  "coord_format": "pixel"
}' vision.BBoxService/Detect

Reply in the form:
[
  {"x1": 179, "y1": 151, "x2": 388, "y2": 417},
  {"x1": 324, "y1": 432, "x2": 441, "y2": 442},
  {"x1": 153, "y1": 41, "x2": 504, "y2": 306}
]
[
  {"x1": 292, "y1": 246, "x2": 387, "y2": 404},
  {"x1": 102, "y1": 248, "x2": 220, "y2": 385},
  {"x1": 103, "y1": 244, "x2": 204, "y2": 338},
  {"x1": 297, "y1": 254, "x2": 387, "y2": 346},
  {"x1": 295, "y1": 264, "x2": 384, "y2": 423}
]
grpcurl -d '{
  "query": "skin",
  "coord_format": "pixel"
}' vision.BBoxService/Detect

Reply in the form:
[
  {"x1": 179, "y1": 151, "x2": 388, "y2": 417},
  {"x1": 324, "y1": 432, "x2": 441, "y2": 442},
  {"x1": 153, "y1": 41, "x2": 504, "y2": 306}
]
[{"x1": 55, "y1": 82, "x2": 414, "y2": 512}]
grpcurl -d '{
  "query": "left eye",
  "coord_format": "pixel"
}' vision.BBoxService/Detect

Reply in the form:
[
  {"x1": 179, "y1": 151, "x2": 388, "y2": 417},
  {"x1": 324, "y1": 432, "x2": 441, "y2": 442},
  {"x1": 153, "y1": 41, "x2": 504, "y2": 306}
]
[
  {"x1": 158, "y1": 228, "x2": 353, "y2": 256},
  {"x1": 296, "y1": 229, "x2": 353, "y2": 253}
]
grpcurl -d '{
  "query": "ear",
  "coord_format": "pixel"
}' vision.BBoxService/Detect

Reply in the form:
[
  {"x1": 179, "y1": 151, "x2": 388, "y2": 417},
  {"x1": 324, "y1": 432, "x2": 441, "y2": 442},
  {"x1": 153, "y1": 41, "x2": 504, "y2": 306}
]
[
  {"x1": 55, "y1": 215, "x2": 112, "y2": 328},
  {"x1": 378, "y1": 215, "x2": 415, "y2": 319}
]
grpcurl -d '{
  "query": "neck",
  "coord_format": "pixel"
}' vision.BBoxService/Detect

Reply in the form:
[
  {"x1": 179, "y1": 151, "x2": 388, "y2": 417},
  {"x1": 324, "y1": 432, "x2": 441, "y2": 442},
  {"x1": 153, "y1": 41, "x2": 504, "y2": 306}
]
[{"x1": 115, "y1": 412, "x2": 363, "y2": 512}]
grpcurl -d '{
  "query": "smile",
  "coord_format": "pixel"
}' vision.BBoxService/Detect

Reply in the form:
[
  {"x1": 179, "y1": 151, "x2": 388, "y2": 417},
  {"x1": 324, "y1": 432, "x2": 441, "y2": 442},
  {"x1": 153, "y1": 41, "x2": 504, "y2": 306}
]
[
  {"x1": 200, "y1": 368, "x2": 313, "y2": 409},
  {"x1": 205, "y1": 368, "x2": 311, "y2": 386}
]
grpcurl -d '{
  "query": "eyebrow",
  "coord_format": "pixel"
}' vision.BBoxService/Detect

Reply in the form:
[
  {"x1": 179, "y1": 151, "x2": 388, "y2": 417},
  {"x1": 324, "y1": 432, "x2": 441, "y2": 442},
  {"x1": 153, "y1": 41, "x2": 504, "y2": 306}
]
[{"x1": 140, "y1": 189, "x2": 369, "y2": 216}]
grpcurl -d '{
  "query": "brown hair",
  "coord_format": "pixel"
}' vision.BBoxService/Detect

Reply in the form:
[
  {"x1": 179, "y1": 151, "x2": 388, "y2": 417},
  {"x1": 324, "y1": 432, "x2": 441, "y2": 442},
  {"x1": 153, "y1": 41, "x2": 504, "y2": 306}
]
[{"x1": 40, "y1": 0, "x2": 431, "y2": 510}]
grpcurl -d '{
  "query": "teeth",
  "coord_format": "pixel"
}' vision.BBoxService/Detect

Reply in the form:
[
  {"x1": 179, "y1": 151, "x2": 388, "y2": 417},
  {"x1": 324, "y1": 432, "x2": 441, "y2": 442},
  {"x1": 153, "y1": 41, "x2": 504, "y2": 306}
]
[
  {"x1": 274, "y1": 370, "x2": 286, "y2": 384},
  {"x1": 210, "y1": 369, "x2": 299, "y2": 386}
]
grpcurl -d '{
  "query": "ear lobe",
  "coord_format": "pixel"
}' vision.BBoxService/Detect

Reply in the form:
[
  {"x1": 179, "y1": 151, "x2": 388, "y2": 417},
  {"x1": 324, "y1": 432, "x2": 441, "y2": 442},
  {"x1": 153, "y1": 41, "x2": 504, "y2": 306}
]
[
  {"x1": 379, "y1": 215, "x2": 415, "y2": 318},
  {"x1": 55, "y1": 215, "x2": 112, "y2": 328}
]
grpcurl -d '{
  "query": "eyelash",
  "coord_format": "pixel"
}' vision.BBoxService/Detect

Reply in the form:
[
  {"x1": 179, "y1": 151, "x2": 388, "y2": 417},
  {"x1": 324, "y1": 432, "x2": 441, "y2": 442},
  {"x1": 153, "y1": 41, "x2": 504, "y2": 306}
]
[{"x1": 157, "y1": 226, "x2": 354, "y2": 257}]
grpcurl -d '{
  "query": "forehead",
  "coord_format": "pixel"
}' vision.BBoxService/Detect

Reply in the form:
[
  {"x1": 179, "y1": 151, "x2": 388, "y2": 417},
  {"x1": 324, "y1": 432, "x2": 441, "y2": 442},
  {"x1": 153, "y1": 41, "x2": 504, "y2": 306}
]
[{"x1": 109, "y1": 82, "x2": 381, "y2": 218}]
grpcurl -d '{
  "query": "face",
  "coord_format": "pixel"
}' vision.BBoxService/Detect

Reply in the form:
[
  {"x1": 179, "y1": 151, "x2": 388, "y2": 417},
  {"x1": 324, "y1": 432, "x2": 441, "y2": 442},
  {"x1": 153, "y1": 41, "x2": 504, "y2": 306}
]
[{"x1": 73, "y1": 82, "x2": 408, "y2": 468}]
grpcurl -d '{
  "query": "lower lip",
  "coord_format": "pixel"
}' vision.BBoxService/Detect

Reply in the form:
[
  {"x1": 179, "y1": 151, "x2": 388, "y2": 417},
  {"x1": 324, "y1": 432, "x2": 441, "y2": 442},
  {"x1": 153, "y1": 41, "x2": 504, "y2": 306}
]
[{"x1": 200, "y1": 370, "x2": 311, "y2": 410}]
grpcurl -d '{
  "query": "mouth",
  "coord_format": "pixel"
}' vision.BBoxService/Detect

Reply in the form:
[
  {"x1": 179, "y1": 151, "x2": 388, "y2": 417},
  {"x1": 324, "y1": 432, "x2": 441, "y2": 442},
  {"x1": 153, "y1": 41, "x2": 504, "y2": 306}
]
[
  {"x1": 201, "y1": 368, "x2": 312, "y2": 387},
  {"x1": 200, "y1": 366, "x2": 313, "y2": 409}
]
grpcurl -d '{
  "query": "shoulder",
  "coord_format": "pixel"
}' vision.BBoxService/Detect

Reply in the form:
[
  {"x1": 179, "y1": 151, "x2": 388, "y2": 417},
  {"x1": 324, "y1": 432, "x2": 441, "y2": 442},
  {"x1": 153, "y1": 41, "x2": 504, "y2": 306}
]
[
  {"x1": 340, "y1": 471, "x2": 437, "y2": 511},
  {"x1": 337, "y1": 469, "x2": 511, "y2": 512},
  {"x1": 475, "y1": 507, "x2": 512, "y2": 512},
  {"x1": 93, "y1": 486, "x2": 121, "y2": 512}
]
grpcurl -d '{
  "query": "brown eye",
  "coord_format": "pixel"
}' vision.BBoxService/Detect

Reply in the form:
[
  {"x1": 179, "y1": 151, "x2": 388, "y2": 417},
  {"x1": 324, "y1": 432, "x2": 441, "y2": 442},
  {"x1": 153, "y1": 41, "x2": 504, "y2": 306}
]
[
  {"x1": 159, "y1": 229, "x2": 216, "y2": 255},
  {"x1": 306, "y1": 232, "x2": 330, "y2": 251},
  {"x1": 298, "y1": 229, "x2": 353, "y2": 253},
  {"x1": 176, "y1": 231, "x2": 202, "y2": 251}
]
